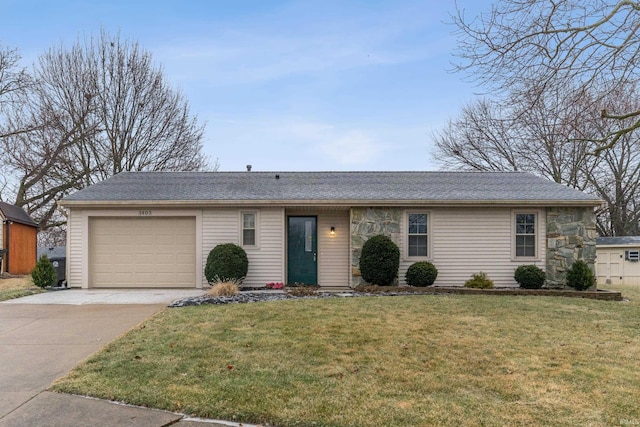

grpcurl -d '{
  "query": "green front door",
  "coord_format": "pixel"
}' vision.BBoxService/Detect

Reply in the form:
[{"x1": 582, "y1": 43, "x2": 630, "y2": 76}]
[{"x1": 287, "y1": 216, "x2": 318, "y2": 285}]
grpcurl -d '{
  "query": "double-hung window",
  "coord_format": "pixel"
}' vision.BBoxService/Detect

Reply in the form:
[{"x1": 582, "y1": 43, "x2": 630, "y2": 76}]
[
  {"x1": 515, "y1": 213, "x2": 536, "y2": 257},
  {"x1": 408, "y1": 213, "x2": 428, "y2": 257},
  {"x1": 242, "y1": 212, "x2": 257, "y2": 247}
]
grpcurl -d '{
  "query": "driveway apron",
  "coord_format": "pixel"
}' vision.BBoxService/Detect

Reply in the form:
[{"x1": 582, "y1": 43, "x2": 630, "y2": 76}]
[{"x1": 0, "y1": 302, "x2": 165, "y2": 423}]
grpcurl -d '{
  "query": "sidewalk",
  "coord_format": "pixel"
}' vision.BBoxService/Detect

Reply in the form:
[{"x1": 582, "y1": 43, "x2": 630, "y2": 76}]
[{"x1": 0, "y1": 391, "x2": 256, "y2": 427}]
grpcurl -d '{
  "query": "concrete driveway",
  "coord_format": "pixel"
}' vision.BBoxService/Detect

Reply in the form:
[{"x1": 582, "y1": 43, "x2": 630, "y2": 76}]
[
  {"x1": 3, "y1": 288, "x2": 206, "y2": 305},
  {"x1": 0, "y1": 303, "x2": 167, "y2": 422},
  {"x1": 0, "y1": 288, "x2": 204, "y2": 425}
]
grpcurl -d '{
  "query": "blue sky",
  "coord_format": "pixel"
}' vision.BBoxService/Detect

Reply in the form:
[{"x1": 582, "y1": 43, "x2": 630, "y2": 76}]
[{"x1": 1, "y1": 0, "x2": 489, "y2": 172}]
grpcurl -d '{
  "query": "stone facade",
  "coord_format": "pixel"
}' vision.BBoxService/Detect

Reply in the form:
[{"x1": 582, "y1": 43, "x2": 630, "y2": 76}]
[
  {"x1": 546, "y1": 207, "x2": 597, "y2": 289},
  {"x1": 349, "y1": 206, "x2": 597, "y2": 289},
  {"x1": 350, "y1": 207, "x2": 402, "y2": 287}
]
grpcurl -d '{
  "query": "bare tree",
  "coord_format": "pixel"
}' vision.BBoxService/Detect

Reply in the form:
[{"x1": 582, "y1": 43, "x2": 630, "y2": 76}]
[
  {"x1": 585, "y1": 92, "x2": 640, "y2": 235},
  {"x1": 0, "y1": 44, "x2": 33, "y2": 200},
  {"x1": 0, "y1": 32, "x2": 212, "y2": 240},
  {"x1": 452, "y1": 0, "x2": 640, "y2": 153},
  {"x1": 433, "y1": 84, "x2": 596, "y2": 188},
  {"x1": 0, "y1": 44, "x2": 30, "y2": 115},
  {"x1": 433, "y1": 83, "x2": 640, "y2": 236},
  {"x1": 433, "y1": 99, "x2": 523, "y2": 172},
  {"x1": 37, "y1": 30, "x2": 210, "y2": 183}
]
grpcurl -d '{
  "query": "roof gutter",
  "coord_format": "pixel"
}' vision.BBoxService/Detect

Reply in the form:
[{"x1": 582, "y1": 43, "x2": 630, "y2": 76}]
[{"x1": 58, "y1": 198, "x2": 605, "y2": 209}]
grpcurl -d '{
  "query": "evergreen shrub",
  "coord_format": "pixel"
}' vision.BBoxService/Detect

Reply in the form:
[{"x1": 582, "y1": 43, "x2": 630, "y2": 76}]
[
  {"x1": 464, "y1": 272, "x2": 494, "y2": 289},
  {"x1": 514, "y1": 265, "x2": 546, "y2": 289},
  {"x1": 359, "y1": 235, "x2": 400, "y2": 286},
  {"x1": 405, "y1": 261, "x2": 438, "y2": 287},
  {"x1": 205, "y1": 243, "x2": 248, "y2": 284},
  {"x1": 31, "y1": 255, "x2": 57, "y2": 288},
  {"x1": 566, "y1": 260, "x2": 596, "y2": 291}
]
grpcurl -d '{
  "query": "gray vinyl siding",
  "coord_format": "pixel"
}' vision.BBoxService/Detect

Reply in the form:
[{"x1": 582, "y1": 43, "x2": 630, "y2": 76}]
[
  {"x1": 202, "y1": 207, "x2": 285, "y2": 287},
  {"x1": 317, "y1": 211, "x2": 350, "y2": 288},
  {"x1": 398, "y1": 207, "x2": 546, "y2": 287},
  {"x1": 67, "y1": 209, "x2": 84, "y2": 287}
]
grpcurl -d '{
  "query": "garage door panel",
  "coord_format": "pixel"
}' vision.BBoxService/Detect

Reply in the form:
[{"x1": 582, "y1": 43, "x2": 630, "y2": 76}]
[
  {"x1": 136, "y1": 254, "x2": 155, "y2": 264},
  {"x1": 176, "y1": 272, "x2": 196, "y2": 282},
  {"x1": 155, "y1": 264, "x2": 175, "y2": 273},
  {"x1": 176, "y1": 254, "x2": 194, "y2": 264},
  {"x1": 90, "y1": 217, "x2": 196, "y2": 288},
  {"x1": 114, "y1": 272, "x2": 134, "y2": 283},
  {"x1": 157, "y1": 235, "x2": 176, "y2": 245}
]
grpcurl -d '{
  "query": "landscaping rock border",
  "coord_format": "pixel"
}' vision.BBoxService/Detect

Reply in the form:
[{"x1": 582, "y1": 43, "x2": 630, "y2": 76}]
[{"x1": 170, "y1": 286, "x2": 623, "y2": 307}]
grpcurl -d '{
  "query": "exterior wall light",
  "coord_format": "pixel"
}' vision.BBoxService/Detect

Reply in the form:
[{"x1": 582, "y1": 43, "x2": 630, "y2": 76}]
[{"x1": 330, "y1": 226, "x2": 336, "y2": 237}]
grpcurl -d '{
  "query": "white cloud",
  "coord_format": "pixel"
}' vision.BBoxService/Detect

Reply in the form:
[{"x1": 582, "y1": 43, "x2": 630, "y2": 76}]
[
  {"x1": 205, "y1": 115, "x2": 385, "y2": 170},
  {"x1": 153, "y1": 1, "x2": 450, "y2": 86},
  {"x1": 318, "y1": 130, "x2": 382, "y2": 165}
]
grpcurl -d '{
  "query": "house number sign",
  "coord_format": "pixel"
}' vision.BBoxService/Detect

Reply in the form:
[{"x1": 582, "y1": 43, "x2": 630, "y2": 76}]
[{"x1": 138, "y1": 210, "x2": 152, "y2": 216}]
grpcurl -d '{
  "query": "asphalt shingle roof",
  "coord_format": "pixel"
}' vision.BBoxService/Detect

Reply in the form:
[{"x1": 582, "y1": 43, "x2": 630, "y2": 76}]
[
  {"x1": 61, "y1": 171, "x2": 602, "y2": 205},
  {"x1": 596, "y1": 236, "x2": 640, "y2": 246},
  {"x1": 0, "y1": 201, "x2": 39, "y2": 227}
]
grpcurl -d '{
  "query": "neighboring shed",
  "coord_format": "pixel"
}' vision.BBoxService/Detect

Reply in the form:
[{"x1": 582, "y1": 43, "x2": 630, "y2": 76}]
[
  {"x1": 58, "y1": 171, "x2": 602, "y2": 290},
  {"x1": 0, "y1": 202, "x2": 38, "y2": 275},
  {"x1": 596, "y1": 236, "x2": 640, "y2": 286}
]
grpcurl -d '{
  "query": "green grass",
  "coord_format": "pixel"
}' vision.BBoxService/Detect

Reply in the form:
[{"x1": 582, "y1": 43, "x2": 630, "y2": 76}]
[{"x1": 52, "y1": 285, "x2": 640, "y2": 427}]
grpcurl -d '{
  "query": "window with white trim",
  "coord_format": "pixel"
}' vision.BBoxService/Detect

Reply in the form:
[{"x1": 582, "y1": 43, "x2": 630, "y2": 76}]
[
  {"x1": 242, "y1": 212, "x2": 256, "y2": 246},
  {"x1": 408, "y1": 213, "x2": 428, "y2": 257},
  {"x1": 515, "y1": 213, "x2": 536, "y2": 257}
]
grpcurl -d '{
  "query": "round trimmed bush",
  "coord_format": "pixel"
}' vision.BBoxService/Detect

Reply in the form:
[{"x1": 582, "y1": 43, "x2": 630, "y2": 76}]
[
  {"x1": 359, "y1": 235, "x2": 400, "y2": 286},
  {"x1": 405, "y1": 261, "x2": 438, "y2": 287},
  {"x1": 31, "y1": 255, "x2": 57, "y2": 288},
  {"x1": 205, "y1": 243, "x2": 248, "y2": 284},
  {"x1": 566, "y1": 260, "x2": 595, "y2": 291},
  {"x1": 514, "y1": 265, "x2": 545, "y2": 289}
]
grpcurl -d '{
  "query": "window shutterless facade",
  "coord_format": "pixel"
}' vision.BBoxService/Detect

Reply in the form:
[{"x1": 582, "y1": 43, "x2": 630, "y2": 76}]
[
  {"x1": 515, "y1": 213, "x2": 536, "y2": 257},
  {"x1": 407, "y1": 212, "x2": 428, "y2": 257},
  {"x1": 242, "y1": 212, "x2": 257, "y2": 246}
]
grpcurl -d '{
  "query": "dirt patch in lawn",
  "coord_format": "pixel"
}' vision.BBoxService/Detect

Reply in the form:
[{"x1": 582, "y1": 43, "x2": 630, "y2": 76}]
[{"x1": 0, "y1": 275, "x2": 34, "y2": 290}]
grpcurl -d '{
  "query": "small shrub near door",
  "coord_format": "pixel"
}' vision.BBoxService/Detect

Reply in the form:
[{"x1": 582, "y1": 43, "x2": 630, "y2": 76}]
[
  {"x1": 359, "y1": 235, "x2": 400, "y2": 286},
  {"x1": 31, "y1": 255, "x2": 57, "y2": 288},
  {"x1": 405, "y1": 261, "x2": 438, "y2": 287},
  {"x1": 464, "y1": 272, "x2": 494, "y2": 289},
  {"x1": 514, "y1": 265, "x2": 546, "y2": 289},
  {"x1": 566, "y1": 260, "x2": 596, "y2": 291},
  {"x1": 205, "y1": 243, "x2": 249, "y2": 284}
]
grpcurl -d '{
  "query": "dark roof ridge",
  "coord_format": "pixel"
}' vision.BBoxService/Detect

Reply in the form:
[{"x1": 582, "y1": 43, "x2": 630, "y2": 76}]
[
  {"x1": 0, "y1": 201, "x2": 39, "y2": 227},
  {"x1": 116, "y1": 170, "x2": 532, "y2": 175}
]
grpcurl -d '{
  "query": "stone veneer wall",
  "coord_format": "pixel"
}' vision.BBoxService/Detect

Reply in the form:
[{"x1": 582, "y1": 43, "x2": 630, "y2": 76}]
[
  {"x1": 546, "y1": 207, "x2": 597, "y2": 289},
  {"x1": 350, "y1": 207, "x2": 402, "y2": 287}
]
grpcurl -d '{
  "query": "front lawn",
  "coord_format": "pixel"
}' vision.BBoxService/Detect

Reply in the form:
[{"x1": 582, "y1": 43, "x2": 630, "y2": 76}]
[
  {"x1": 51, "y1": 285, "x2": 640, "y2": 427},
  {"x1": 0, "y1": 276, "x2": 43, "y2": 301}
]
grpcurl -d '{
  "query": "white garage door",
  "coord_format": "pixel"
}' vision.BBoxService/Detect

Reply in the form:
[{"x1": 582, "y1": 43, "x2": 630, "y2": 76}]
[{"x1": 90, "y1": 217, "x2": 196, "y2": 288}]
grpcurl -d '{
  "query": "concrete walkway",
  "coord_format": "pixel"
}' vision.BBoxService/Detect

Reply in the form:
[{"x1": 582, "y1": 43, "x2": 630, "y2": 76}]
[{"x1": 0, "y1": 290, "x2": 261, "y2": 426}]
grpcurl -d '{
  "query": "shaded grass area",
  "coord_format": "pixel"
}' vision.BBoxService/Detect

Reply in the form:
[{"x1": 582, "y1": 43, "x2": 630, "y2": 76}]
[
  {"x1": 52, "y1": 285, "x2": 640, "y2": 427},
  {"x1": 0, "y1": 276, "x2": 43, "y2": 301}
]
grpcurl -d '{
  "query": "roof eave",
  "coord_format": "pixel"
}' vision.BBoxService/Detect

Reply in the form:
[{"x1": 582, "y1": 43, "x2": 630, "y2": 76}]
[{"x1": 58, "y1": 199, "x2": 604, "y2": 208}]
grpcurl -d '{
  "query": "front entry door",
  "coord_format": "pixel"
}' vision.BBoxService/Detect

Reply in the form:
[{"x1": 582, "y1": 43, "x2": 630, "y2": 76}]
[{"x1": 287, "y1": 216, "x2": 318, "y2": 285}]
